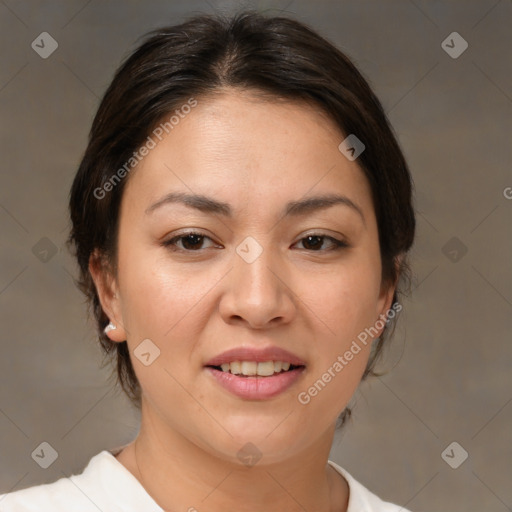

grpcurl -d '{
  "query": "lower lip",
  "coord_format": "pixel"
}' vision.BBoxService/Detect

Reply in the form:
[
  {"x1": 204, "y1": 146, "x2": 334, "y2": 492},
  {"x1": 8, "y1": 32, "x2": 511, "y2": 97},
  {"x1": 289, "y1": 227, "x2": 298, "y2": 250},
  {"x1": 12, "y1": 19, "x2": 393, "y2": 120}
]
[{"x1": 205, "y1": 367, "x2": 305, "y2": 400}]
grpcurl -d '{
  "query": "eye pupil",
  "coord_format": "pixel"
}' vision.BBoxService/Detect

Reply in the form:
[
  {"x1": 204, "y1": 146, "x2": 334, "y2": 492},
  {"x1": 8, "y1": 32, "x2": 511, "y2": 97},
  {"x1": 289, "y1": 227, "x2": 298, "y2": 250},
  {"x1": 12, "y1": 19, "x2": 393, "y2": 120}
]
[
  {"x1": 182, "y1": 234, "x2": 203, "y2": 250},
  {"x1": 303, "y1": 235, "x2": 323, "y2": 250}
]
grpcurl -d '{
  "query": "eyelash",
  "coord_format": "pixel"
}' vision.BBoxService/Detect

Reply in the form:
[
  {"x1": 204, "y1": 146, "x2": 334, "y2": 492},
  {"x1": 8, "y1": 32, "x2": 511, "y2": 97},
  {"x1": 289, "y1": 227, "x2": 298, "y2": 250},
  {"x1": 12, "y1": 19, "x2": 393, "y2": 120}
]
[{"x1": 161, "y1": 231, "x2": 348, "y2": 253}]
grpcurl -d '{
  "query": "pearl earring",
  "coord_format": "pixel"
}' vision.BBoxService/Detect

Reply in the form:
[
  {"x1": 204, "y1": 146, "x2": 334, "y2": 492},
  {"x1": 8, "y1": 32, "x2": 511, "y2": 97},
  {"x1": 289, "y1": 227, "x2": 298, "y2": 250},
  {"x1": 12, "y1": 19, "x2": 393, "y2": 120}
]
[{"x1": 104, "y1": 321, "x2": 117, "y2": 334}]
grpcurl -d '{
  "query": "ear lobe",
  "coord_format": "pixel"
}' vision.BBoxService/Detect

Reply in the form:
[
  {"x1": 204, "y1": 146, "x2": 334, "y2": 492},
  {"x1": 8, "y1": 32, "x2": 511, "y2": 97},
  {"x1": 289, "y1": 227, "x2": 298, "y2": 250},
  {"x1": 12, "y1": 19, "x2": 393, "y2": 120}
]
[
  {"x1": 377, "y1": 280, "x2": 395, "y2": 318},
  {"x1": 88, "y1": 249, "x2": 127, "y2": 342},
  {"x1": 376, "y1": 253, "x2": 404, "y2": 334}
]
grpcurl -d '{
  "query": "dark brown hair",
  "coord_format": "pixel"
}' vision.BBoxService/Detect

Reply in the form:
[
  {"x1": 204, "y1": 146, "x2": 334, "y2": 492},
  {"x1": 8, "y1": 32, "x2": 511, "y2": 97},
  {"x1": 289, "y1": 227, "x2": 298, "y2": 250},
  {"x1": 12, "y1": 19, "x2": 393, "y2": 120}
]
[{"x1": 66, "y1": 10, "x2": 415, "y2": 428}]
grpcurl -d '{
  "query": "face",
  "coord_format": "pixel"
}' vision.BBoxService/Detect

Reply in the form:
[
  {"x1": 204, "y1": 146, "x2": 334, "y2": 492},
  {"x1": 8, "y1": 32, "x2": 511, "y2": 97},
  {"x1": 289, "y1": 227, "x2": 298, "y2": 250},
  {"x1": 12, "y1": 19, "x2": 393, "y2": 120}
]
[{"x1": 91, "y1": 89, "x2": 396, "y2": 465}]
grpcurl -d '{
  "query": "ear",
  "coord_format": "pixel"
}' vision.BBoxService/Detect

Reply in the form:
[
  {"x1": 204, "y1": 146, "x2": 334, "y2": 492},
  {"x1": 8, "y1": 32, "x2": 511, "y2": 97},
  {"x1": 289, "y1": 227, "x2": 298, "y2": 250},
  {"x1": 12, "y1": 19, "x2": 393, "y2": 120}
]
[
  {"x1": 375, "y1": 253, "x2": 404, "y2": 337},
  {"x1": 88, "y1": 249, "x2": 127, "y2": 342}
]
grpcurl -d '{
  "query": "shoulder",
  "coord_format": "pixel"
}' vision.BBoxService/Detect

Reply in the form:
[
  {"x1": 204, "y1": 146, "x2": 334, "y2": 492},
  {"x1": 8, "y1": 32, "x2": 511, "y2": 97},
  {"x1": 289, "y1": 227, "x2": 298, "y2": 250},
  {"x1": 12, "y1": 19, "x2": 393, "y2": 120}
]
[
  {"x1": 328, "y1": 460, "x2": 414, "y2": 512},
  {"x1": 0, "y1": 451, "x2": 115, "y2": 512},
  {"x1": 0, "y1": 475, "x2": 92, "y2": 511},
  {"x1": 0, "y1": 449, "x2": 162, "y2": 512}
]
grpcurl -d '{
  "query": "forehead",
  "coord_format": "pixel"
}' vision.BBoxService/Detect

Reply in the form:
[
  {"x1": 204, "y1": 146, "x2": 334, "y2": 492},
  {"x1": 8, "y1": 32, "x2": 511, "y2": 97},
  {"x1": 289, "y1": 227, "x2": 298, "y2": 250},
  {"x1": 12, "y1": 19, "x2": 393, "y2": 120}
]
[{"x1": 122, "y1": 89, "x2": 374, "y2": 221}]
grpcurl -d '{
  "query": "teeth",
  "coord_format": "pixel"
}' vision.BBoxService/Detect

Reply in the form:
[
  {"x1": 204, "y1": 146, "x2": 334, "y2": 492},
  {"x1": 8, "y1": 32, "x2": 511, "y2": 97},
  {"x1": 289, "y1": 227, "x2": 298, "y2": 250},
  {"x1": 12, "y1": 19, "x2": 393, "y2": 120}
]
[
  {"x1": 217, "y1": 360, "x2": 297, "y2": 376},
  {"x1": 257, "y1": 361, "x2": 275, "y2": 376},
  {"x1": 230, "y1": 361, "x2": 241, "y2": 375},
  {"x1": 241, "y1": 361, "x2": 257, "y2": 376}
]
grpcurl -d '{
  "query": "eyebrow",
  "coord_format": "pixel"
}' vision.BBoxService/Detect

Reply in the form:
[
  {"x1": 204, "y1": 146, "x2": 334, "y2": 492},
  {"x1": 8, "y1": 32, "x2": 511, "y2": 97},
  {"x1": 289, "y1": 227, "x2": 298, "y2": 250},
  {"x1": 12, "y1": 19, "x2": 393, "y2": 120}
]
[{"x1": 145, "y1": 191, "x2": 365, "y2": 225}]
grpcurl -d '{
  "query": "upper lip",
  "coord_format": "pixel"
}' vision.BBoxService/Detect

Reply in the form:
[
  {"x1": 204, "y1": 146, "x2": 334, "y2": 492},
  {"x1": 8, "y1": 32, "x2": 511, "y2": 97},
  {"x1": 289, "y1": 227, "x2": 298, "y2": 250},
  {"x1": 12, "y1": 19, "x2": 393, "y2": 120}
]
[{"x1": 205, "y1": 346, "x2": 306, "y2": 367}]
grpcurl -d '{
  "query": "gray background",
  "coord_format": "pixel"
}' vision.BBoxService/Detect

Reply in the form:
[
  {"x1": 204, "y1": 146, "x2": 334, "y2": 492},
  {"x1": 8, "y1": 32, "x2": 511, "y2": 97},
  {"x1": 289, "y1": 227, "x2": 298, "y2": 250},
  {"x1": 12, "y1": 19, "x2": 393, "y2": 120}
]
[{"x1": 0, "y1": 1, "x2": 511, "y2": 511}]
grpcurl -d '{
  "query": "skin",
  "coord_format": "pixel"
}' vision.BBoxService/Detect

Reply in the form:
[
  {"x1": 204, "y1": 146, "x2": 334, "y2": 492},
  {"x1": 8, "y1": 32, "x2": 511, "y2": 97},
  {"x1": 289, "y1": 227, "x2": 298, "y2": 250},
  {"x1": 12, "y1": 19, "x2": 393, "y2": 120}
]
[{"x1": 89, "y1": 88, "x2": 398, "y2": 512}]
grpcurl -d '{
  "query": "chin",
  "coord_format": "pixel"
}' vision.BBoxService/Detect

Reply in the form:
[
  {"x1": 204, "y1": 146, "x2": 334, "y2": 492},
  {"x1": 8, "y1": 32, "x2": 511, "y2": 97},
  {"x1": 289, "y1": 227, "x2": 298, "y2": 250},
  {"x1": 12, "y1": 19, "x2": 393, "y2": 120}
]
[{"x1": 203, "y1": 416, "x2": 313, "y2": 465}]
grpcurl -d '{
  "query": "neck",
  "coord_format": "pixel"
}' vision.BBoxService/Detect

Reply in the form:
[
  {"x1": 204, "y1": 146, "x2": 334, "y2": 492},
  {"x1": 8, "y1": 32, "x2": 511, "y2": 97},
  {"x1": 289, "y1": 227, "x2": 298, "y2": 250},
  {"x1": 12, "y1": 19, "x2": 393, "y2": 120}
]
[{"x1": 117, "y1": 401, "x2": 349, "y2": 512}]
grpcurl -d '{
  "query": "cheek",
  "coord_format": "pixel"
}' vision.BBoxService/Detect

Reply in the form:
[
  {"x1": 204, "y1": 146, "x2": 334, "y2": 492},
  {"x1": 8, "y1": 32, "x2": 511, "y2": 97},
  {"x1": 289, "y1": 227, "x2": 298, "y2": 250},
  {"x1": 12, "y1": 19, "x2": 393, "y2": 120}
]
[
  {"x1": 118, "y1": 243, "x2": 216, "y2": 341},
  {"x1": 117, "y1": 251, "x2": 213, "y2": 398},
  {"x1": 292, "y1": 256, "x2": 382, "y2": 416},
  {"x1": 299, "y1": 255, "x2": 383, "y2": 340}
]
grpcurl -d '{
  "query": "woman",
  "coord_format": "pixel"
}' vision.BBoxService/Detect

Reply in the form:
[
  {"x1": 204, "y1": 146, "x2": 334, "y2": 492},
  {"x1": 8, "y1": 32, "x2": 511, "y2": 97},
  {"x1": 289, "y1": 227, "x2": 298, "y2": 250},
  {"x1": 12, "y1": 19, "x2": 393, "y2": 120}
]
[{"x1": 0, "y1": 10, "x2": 416, "y2": 511}]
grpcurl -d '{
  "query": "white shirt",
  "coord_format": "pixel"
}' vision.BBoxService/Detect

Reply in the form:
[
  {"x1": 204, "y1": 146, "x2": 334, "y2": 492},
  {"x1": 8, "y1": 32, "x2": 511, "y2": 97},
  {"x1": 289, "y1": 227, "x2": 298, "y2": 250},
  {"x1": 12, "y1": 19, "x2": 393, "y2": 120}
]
[{"x1": 0, "y1": 450, "x2": 413, "y2": 511}]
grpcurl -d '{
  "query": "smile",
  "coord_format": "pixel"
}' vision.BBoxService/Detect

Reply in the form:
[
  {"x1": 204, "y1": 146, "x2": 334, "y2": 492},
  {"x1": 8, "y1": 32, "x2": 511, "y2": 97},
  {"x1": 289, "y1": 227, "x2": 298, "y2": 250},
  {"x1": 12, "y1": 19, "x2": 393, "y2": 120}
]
[
  {"x1": 205, "y1": 363, "x2": 306, "y2": 400},
  {"x1": 204, "y1": 345, "x2": 307, "y2": 399},
  {"x1": 212, "y1": 360, "x2": 301, "y2": 377}
]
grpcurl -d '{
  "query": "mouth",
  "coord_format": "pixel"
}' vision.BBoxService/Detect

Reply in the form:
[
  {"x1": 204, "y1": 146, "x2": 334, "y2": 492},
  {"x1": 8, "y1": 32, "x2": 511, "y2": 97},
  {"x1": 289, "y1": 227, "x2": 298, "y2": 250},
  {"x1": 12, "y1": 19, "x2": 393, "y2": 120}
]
[
  {"x1": 206, "y1": 360, "x2": 305, "y2": 377},
  {"x1": 204, "y1": 359, "x2": 306, "y2": 400},
  {"x1": 204, "y1": 346, "x2": 306, "y2": 400}
]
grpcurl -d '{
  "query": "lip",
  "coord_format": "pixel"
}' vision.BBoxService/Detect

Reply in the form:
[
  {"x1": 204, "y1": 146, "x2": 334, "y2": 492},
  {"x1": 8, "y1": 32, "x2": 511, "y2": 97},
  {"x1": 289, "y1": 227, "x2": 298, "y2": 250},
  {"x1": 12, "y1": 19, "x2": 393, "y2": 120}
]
[
  {"x1": 205, "y1": 366, "x2": 306, "y2": 400},
  {"x1": 204, "y1": 345, "x2": 306, "y2": 400},
  {"x1": 204, "y1": 346, "x2": 306, "y2": 367}
]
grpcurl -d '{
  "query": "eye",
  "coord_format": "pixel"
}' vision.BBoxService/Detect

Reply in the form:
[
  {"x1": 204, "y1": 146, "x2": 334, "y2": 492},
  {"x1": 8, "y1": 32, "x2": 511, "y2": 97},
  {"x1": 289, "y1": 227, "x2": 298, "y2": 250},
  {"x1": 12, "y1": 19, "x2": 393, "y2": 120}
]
[
  {"x1": 162, "y1": 231, "x2": 348, "y2": 253},
  {"x1": 162, "y1": 231, "x2": 218, "y2": 252},
  {"x1": 293, "y1": 234, "x2": 348, "y2": 252}
]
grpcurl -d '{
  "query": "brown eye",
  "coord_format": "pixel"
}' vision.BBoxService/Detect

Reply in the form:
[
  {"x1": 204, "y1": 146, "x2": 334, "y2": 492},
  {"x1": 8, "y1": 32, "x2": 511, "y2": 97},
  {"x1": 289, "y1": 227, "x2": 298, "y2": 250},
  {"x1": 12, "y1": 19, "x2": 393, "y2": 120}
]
[
  {"x1": 163, "y1": 232, "x2": 216, "y2": 251},
  {"x1": 295, "y1": 234, "x2": 348, "y2": 251}
]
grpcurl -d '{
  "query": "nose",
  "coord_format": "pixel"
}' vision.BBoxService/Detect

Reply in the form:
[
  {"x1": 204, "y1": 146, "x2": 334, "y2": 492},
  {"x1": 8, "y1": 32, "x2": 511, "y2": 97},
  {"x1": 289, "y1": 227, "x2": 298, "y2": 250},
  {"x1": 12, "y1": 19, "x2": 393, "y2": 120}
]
[{"x1": 218, "y1": 238, "x2": 296, "y2": 329}]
